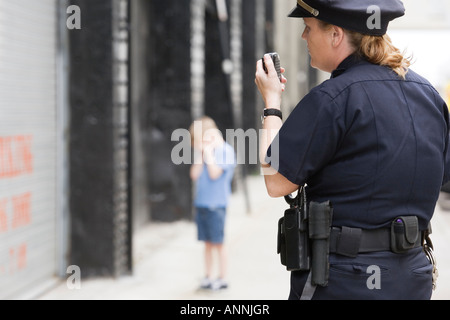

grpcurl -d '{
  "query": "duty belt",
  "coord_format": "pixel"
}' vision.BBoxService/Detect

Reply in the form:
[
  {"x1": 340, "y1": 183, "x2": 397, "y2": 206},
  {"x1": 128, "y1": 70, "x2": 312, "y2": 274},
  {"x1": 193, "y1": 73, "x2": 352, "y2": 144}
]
[{"x1": 329, "y1": 226, "x2": 423, "y2": 258}]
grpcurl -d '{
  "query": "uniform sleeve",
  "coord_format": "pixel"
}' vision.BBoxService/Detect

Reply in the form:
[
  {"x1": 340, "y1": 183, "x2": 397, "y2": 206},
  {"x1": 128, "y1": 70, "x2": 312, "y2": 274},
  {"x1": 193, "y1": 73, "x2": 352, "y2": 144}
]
[{"x1": 266, "y1": 88, "x2": 345, "y2": 186}]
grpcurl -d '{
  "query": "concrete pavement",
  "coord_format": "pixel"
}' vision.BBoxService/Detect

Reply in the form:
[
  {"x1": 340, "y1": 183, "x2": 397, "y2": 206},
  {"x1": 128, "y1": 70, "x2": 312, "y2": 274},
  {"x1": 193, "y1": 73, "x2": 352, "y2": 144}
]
[
  {"x1": 38, "y1": 174, "x2": 290, "y2": 300},
  {"x1": 38, "y1": 175, "x2": 450, "y2": 300}
]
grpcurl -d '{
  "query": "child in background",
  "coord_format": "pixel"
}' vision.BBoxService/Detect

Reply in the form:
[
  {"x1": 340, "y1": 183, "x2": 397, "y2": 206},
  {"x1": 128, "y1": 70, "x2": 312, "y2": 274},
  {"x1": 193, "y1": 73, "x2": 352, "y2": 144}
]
[{"x1": 189, "y1": 116, "x2": 236, "y2": 291}]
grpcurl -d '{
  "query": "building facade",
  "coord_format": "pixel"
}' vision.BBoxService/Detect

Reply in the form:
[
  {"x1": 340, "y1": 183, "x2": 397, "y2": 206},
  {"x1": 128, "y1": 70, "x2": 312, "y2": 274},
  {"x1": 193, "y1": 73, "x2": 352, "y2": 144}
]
[{"x1": 0, "y1": 0, "x2": 311, "y2": 299}]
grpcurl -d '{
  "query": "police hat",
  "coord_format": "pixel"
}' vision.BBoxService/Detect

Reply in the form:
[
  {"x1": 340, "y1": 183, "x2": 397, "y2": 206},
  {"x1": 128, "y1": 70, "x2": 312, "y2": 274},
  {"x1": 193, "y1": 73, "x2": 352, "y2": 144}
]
[{"x1": 288, "y1": 0, "x2": 405, "y2": 36}]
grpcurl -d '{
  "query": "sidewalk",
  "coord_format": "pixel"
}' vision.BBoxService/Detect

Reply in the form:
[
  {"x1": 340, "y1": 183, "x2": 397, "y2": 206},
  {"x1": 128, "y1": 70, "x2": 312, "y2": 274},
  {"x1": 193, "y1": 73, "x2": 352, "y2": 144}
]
[
  {"x1": 38, "y1": 175, "x2": 450, "y2": 300},
  {"x1": 38, "y1": 175, "x2": 290, "y2": 300}
]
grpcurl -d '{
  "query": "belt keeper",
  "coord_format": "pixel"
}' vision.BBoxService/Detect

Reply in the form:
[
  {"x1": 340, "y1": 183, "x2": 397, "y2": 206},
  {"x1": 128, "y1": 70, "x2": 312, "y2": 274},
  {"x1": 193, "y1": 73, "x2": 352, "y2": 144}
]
[{"x1": 336, "y1": 227, "x2": 362, "y2": 258}]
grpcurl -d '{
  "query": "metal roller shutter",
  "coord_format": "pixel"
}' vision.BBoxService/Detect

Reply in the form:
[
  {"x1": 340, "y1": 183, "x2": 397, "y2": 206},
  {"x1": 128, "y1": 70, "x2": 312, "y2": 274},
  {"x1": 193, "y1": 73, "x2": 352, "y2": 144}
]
[{"x1": 0, "y1": 0, "x2": 58, "y2": 299}]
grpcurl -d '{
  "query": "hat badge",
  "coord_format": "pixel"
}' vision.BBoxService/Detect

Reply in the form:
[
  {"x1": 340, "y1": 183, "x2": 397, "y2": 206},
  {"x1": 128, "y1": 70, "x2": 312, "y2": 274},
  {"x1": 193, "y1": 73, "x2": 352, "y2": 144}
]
[{"x1": 297, "y1": 0, "x2": 319, "y2": 17}]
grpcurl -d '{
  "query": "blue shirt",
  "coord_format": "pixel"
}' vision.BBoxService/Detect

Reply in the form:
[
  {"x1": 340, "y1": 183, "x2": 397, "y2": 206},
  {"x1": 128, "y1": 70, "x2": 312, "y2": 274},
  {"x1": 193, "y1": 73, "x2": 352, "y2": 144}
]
[
  {"x1": 194, "y1": 142, "x2": 236, "y2": 208},
  {"x1": 268, "y1": 55, "x2": 450, "y2": 230}
]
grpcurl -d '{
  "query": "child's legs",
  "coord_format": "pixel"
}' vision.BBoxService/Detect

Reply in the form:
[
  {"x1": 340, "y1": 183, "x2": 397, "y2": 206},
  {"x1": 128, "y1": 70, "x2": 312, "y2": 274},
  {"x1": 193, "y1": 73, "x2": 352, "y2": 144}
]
[
  {"x1": 197, "y1": 207, "x2": 227, "y2": 279},
  {"x1": 209, "y1": 207, "x2": 227, "y2": 279},
  {"x1": 214, "y1": 243, "x2": 227, "y2": 279},
  {"x1": 205, "y1": 242, "x2": 227, "y2": 280},
  {"x1": 204, "y1": 242, "x2": 214, "y2": 278}
]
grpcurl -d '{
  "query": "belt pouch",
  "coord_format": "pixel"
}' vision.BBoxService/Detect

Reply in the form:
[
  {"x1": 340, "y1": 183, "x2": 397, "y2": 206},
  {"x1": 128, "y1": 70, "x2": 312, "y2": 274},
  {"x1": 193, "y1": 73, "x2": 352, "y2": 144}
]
[
  {"x1": 390, "y1": 216, "x2": 419, "y2": 253},
  {"x1": 309, "y1": 201, "x2": 333, "y2": 287},
  {"x1": 278, "y1": 205, "x2": 310, "y2": 271}
]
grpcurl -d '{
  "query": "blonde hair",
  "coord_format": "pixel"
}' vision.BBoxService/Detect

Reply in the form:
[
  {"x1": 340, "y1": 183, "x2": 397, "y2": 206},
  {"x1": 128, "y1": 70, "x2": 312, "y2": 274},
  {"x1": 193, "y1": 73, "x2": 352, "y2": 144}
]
[
  {"x1": 347, "y1": 31, "x2": 411, "y2": 79},
  {"x1": 189, "y1": 116, "x2": 219, "y2": 145},
  {"x1": 319, "y1": 21, "x2": 411, "y2": 79}
]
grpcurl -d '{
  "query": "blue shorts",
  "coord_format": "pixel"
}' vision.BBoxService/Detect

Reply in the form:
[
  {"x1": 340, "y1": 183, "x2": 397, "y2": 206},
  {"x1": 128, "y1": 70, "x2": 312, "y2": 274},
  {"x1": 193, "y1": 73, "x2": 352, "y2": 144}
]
[{"x1": 195, "y1": 207, "x2": 226, "y2": 244}]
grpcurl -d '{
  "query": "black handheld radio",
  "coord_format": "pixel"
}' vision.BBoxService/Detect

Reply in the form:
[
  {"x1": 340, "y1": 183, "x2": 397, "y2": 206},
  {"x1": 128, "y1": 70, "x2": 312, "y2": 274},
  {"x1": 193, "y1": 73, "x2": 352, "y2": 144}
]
[{"x1": 262, "y1": 52, "x2": 281, "y2": 81}]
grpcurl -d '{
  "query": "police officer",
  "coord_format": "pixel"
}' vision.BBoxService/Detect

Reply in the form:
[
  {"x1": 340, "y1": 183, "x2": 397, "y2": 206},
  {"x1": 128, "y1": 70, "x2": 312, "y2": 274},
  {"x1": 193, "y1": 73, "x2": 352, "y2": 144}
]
[{"x1": 256, "y1": 0, "x2": 450, "y2": 300}]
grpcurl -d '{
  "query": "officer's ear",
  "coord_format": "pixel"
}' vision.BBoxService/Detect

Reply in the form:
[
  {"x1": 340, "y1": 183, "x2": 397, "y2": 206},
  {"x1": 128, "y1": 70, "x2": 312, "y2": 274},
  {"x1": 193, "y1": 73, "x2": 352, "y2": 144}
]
[{"x1": 330, "y1": 25, "x2": 345, "y2": 48}]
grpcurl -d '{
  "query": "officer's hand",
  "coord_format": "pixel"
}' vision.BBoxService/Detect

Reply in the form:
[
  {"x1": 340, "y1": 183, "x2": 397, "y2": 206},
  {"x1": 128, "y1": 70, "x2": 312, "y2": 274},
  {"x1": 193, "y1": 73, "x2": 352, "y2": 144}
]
[{"x1": 255, "y1": 54, "x2": 287, "y2": 108}]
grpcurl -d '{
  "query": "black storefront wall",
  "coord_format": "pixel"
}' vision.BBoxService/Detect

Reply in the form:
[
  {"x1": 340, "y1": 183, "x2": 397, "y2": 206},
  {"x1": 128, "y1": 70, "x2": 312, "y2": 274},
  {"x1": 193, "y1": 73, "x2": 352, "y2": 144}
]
[
  {"x1": 146, "y1": 0, "x2": 193, "y2": 222},
  {"x1": 141, "y1": 0, "x2": 270, "y2": 223},
  {"x1": 68, "y1": 0, "x2": 131, "y2": 277},
  {"x1": 135, "y1": 0, "x2": 260, "y2": 223},
  {"x1": 204, "y1": 0, "x2": 274, "y2": 175},
  {"x1": 65, "y1": 0, "x2": 274, "y2": 277},
  {"x1": 204, "y1": 0, "x2": 234, "y2": 134},
  {"x1": 242, "y1": 0, "x2": 259, "y2": 174}
]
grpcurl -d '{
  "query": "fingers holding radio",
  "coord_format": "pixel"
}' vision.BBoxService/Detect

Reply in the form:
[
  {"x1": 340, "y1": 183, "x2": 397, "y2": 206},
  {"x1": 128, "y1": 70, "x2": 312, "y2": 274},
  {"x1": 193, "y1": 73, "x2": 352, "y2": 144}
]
[
  {"x1": 280, "y1": 67, "x2": 287, "y2": 83},
  {"x1": 255, "y1": 59, "x2": 286, "y2": 101}
]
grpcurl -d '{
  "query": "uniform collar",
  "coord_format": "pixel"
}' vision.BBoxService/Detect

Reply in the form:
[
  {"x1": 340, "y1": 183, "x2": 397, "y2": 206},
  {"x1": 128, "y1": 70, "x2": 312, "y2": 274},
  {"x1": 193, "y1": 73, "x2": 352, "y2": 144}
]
[{"x1": 331, "y1": 54, "x2": 364, "y2": 79}]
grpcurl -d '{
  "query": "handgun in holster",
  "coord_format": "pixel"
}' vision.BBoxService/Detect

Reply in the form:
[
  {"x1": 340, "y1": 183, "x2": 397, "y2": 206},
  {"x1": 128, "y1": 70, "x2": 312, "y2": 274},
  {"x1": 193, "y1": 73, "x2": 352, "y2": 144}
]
[
  {"x1": 278, "y1": 187, "x2": 310, "y2": 271},
  {"x1": 277, "y1": 187, "x2": 333, "y2": 287}
]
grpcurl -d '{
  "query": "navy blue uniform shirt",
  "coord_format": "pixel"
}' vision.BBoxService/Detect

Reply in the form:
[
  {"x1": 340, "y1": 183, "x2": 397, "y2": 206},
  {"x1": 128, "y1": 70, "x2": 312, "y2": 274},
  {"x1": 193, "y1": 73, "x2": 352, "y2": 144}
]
[{"x1": 268, "y1": 55, "x2": 450, "y2": 230}]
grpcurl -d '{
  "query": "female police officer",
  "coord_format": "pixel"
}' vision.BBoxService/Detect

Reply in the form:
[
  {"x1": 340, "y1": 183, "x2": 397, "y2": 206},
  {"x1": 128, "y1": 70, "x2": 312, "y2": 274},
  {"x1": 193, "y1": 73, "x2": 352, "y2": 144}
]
[{"x1": 256, "y1": 0, "x2": 450, "y2": 299}]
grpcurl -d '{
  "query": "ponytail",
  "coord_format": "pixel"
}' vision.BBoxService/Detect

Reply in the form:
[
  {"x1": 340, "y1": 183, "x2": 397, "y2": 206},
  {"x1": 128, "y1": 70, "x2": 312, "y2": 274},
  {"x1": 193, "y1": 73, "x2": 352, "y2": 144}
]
[
  {"x1": 318, "y1": 21, "x2": 411, "y2": 79},
  {"x1": 347, "y1": 31, "x2": 411, "y2": 79}
]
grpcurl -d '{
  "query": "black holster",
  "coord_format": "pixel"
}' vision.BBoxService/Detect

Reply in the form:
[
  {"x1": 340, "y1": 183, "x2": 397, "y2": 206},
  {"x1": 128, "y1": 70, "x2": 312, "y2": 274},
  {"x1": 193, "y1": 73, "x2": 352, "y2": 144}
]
[
  {"x1": 278, "y1": 187, "x2": 310, "y2": 271},
  {"x1": 277, "y1": 187, "x2": 334, "y2": 287}
]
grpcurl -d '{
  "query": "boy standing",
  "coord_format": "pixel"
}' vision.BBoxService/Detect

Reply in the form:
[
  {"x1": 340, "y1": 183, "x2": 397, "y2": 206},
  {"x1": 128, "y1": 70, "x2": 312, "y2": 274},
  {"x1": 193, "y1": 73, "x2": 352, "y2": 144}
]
[{"x1": 189, "y1": 116, "x2": 236, "y2": 291}]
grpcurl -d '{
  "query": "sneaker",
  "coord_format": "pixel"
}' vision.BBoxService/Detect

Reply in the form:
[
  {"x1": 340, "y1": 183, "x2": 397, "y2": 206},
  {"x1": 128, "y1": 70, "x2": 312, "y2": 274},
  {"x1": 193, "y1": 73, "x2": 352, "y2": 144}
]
[
  {"x1": 211, "y1": 278, "x2": 228, "y2": 291},
  {"x1": 199, "y1": 277, "x2": 212, "y2": 290}
]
